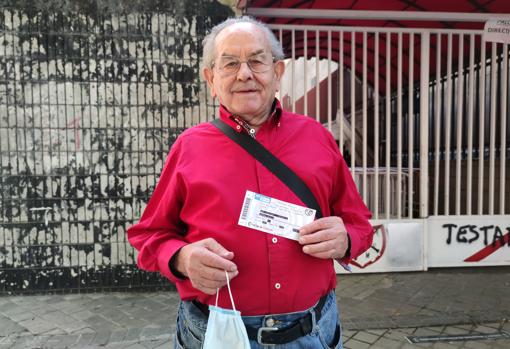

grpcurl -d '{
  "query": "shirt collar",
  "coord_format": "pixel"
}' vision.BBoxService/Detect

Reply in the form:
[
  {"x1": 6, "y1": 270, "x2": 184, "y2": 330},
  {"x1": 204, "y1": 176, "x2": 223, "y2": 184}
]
[{"x1": 218, "y1": 99, "x2": 283, "y2": 136}]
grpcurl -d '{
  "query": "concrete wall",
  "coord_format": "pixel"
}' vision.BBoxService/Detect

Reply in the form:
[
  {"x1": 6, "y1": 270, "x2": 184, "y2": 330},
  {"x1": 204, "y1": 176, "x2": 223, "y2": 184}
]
[{"x1": 0, "y1": 0, "x2": 233, "y2": 293}]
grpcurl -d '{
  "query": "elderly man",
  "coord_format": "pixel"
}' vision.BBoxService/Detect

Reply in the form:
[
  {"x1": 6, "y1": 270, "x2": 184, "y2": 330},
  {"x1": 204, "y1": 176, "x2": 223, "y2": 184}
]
[{"x1": 128, "y1": 16, "x2": 373, "y2": 348}]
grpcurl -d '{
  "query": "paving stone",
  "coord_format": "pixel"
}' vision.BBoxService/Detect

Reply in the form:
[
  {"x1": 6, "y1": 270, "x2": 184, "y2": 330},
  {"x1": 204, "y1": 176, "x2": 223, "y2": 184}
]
[
  {"x1": 368, "y1": 337, "x2": 403, "y2": 349},
  {"x1": 343, "y1": 329, "x2": 358, "y2": 340},
  {"x1": 421, "y1": 326, "x2": 446, "y2": 334},
  {"x1": 139, "y1": 337, "x2": 173, "y2": 349},
  {"x1": 124, "y1": 343, "x2": 149, "y2": 349},
  {"x1": 18, "y1": 316, "x2": 57, "y2": 335},
  {"x1": 492, "y1": 340, "x2": 510, "y2": 348},
  {"x1": 73, "y1": 333, "x2": 96, "y2": 347},
  {"x1": 84, "y1": 331, "x2": 109, "y2": 346},
  {"x1": 0, "y1": 314, "x2": 27, "y2": 336},
  {"x1": 430, "y1": 342, "x2": 458, "y2": 349},
  {"x1": 413, "y1": 328, "x2": 445, "y2": 337},
  {"x1": 152, "y1": 340, "x2": 174, "y2": 349},
  {"x1": 43, "y1": 334, "x2": 80, "y2": 349},
  {"x1": 473, "y1": 324, "x2": 503, "y2": 334},
  {"x1": 107, "y1": 328, "x2": 128, "y2": 343},
  {"x1": 71, "y1": 310, "x2": 95, "y2": 321},
  {"x1": 366, "y1": 329, "x2": 389, "y2": 336},
  {"x1": 344, "y1": 338, "x2": 372, "y2": 349},
  {"x1": 119, "y1": 327, "x2": 142, "y2": 342},
  {"x1": 353, "y1": 331, "x2": 381, "y2": 344},
  {"x1": 462, "y1": 340, "x2": 497, "y2": 349},
  {"x1": 442, "y1": 326, "x2": 471, "y2": 335}
]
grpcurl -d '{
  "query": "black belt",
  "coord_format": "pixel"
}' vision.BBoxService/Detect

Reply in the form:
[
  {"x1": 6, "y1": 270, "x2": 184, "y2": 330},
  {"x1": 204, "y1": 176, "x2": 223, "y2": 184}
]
[{"x1": 193, "y1": 293, "x2": 328, "y2": 345}]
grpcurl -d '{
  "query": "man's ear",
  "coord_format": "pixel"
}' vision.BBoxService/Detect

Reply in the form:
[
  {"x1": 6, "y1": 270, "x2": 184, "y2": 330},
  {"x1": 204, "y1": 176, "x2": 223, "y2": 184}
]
[
  {"x1": 203, "y1": 67, "x2": 217, "y2": 98},
  {"x1": 273, "y1": 60, "x2": 285, "y2": 92}
]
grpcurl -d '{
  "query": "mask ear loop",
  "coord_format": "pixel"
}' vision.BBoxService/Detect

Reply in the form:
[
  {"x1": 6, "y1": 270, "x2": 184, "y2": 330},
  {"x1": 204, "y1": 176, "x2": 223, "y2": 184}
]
[{"x1": 214, "y1": 271, "x2": 237, "y2": 312}]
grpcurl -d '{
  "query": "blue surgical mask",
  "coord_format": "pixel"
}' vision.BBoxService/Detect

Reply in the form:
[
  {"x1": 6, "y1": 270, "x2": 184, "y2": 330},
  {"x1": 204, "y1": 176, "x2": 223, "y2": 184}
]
[{"x1": 203, "y1": 271, "x2": 251, "y2": 349}]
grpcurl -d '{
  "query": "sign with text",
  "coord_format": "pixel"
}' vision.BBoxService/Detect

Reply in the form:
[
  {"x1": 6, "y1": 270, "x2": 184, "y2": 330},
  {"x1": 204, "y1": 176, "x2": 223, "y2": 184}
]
[
  {"x1": 428, "y1": 215, "x2": 510, "y2": 267},
  {"x1": 484, "y1": 18, "x2": 510, "y2": 44}
]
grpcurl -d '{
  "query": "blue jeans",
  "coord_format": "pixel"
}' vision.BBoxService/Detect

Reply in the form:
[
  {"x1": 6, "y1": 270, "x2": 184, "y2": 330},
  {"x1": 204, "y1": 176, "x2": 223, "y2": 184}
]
[{"x1": 174, "y1": 290, "x2": 343, "y2": 349}]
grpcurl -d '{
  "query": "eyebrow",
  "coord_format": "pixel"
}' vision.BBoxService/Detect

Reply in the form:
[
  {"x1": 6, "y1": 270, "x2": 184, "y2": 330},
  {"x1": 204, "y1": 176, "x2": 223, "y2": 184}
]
[{"x1": 220, "y1": 50, "x2": 267, "y2": 58}]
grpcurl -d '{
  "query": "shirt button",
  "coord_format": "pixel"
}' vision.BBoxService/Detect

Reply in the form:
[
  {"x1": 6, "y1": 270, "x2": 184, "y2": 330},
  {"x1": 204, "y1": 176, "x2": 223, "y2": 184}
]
[
  {"x1": 275, "y1": 283, "x2": 281, "y2": 290},
  {"x1": 272, "y1": 237, "x2": 278, "y2": 244},
  {"x1": 236, "y1": 125, "x2": 241, "y2": 130}
]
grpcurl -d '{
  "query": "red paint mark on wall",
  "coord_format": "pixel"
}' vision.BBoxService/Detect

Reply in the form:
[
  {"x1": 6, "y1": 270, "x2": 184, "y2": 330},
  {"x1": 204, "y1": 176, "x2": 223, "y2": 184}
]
[
  {"x1": 464, "y1": 233, "x2": 510, "y2": 262},
  {"x1": 350, "y1": 224, "x2": 387, "y2": 269},
  {"x1": 67, "y1": 116, "x2": 82, "y2": 150}
]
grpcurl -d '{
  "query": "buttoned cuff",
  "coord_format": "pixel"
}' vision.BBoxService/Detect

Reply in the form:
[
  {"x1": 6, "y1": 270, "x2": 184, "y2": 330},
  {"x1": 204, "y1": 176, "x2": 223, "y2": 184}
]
[
  {"x1": 156, "y1": 239, "x2": 188, "y2": 283},
  {"x1": 168, "y1": 247, "x2": 187, "y2": 280}
]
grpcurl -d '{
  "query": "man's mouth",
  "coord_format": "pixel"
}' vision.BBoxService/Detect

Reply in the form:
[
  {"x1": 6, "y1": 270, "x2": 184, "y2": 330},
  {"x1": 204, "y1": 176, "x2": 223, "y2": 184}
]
[{"x1": 233, "y1": 89, "x2": 258, "y2": 93}]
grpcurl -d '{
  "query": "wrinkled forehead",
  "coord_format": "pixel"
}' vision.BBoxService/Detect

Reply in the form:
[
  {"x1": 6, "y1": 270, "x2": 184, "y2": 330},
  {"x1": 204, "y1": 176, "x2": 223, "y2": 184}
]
[{"x1": 214, "y1": 22, "x2": 271, "y2": 57}]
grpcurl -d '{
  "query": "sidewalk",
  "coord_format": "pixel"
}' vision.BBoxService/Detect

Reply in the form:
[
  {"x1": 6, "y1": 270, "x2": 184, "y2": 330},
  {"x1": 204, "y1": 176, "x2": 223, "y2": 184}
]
[{"x1": 0, "y1": 266, "x2": 509, "y2": 348}]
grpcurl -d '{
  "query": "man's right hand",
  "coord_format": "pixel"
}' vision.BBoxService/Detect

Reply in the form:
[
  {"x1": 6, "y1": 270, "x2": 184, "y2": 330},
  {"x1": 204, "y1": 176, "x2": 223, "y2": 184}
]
[{"x1": 173, "y1": 238, "x2": 238, "y2": 295}]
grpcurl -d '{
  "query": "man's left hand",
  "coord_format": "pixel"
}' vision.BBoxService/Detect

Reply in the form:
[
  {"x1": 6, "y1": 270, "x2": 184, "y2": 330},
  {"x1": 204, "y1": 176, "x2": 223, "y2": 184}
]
[{"x1": 298, "y1": 216, "x2": 349, "y2": 259}]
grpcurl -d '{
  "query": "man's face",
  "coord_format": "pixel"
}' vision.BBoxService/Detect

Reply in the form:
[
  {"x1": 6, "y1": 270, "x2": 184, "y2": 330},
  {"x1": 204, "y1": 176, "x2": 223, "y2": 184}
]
[{"x1": 203, "y1": 23, "x2": 285, "y2": 124}]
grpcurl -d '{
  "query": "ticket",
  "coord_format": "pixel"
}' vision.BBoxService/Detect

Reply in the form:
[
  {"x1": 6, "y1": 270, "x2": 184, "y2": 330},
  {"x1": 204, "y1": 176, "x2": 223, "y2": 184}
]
[{"x1": 238, "y1": 190, "x2": 316, "y2": 241}]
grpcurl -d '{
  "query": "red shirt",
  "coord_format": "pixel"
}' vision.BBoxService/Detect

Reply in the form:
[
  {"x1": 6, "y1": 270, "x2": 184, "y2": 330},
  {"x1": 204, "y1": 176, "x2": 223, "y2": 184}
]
[{"x1": 127, "y1": 100, "x2": 373, "y2": 315}]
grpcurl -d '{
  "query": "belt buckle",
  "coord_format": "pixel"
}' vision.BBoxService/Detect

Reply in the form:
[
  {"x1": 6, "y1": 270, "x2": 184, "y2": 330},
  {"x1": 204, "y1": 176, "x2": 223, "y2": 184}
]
[{"x1": 257, "y1": 326, "x2": 278, "y2": 346}]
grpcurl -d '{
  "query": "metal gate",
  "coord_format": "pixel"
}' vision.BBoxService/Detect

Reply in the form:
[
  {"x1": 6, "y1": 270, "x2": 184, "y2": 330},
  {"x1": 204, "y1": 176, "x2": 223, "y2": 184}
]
[
  {"x1": 246, "y1": 8, "x2": 510, "y2": 271},
  {"x1": 255, "y1": 12, "x2": 510, "y2": 220}
]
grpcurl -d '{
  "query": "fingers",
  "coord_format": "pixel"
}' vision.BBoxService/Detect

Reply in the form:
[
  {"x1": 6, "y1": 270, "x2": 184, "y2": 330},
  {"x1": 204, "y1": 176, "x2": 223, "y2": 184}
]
[
  {"x1": 203, "y1": 238, "x2": 235, "y2": 261},
  {"x1": 298, "y1": 217, "x2": 348, "y2": 260},
  {"x1": 192, "y1": 270, "x2": 239, "y2": 295},
  {"x1": 299, "y1": 227, "x2": 337, "y2": 245},
  {"x1": 299, "y1": 216, "x2": 343, "y2": 236},
  {"x1": 302, "y1": 238, "x2": 338, "y2": 257},
  {"x1": 181, "y1": 238, "x2": 239, "y2": 294}
]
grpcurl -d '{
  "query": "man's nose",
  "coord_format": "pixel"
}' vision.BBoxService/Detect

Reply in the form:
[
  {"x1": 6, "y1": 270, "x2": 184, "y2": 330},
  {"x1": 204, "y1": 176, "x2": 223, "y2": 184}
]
[{"x1": 236, "y1": 61, "x2": 253, "y2": 80}]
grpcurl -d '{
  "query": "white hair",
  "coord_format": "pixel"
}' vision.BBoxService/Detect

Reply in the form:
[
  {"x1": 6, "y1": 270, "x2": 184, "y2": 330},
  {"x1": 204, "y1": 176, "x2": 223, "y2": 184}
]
[{"x1": 202, "y1": 16, "x2": 285, "y2": 70}]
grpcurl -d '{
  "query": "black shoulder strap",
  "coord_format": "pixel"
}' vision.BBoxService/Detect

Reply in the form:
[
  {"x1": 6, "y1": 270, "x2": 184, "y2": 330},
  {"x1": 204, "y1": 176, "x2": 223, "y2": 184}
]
[{"x1": 211, "y1": 118, "x2": 323, "y2": 218}]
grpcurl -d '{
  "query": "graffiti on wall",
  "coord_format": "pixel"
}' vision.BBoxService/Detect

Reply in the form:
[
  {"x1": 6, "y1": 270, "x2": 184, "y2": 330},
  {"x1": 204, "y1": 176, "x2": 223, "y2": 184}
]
[
  {"x1": 428, "y1": 216, "x2": 510, "y2": 267},
  {"x1": 0, "y1": 1, "x2": 233, "y2": 293}
]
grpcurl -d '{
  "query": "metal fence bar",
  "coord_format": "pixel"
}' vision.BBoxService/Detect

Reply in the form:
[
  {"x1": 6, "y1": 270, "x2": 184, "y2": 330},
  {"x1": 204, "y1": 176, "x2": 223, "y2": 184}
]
[
  {"x1": 489, "y1": 42, "x2": 497, "y2": 215},
  {"x1": 385, "y1": 33, "x2": 391, "y2": 219},
  {"x1": 373, "y1": 32, "x2": 379, "y2": 220},
  {"x1": 362, "y1": 31, "x2": 368, "y2": 202},
  {"x1": 500, "y1": 44, "x2": 508, "y2": 214},
  {"x1": 338, "y1": 30, "x2": 343, "y2": 155},
  {"x1": 433, "y1": 33, "x2": 442, "y2": 216},
  {"x1": 316, "y1": 30, "x2": 320, "y2": 122},
  {"x1": 291, "y1": 29, "x2": 295, "y2": 113},
  {"x1": 478, "y1": 38, "x2": 487, "y2": 215},
  {"x1": 419, "y1": 32, "x2": 430, "y2": 218},
  {"x1": 444, "y1": 33, "x2": 453, "y2": 215},
  {"x1": 351, "y1": 31, "x2": 356, "y2": 172},
  {"x1": 327, "y1": 30, "x2": 332, "y2": 131},
  {"x1": 303, "y1": 29, "x2": 308, "y2": 119},
  {"x1": 408, "y1": 33, "x2": 414, "y2": 218},
  {"x1": 466, "y1": 34, "x2": 475, "y2": 215},
  {"x1": 397, "y1": 32, "x2": 403, "y2": 218},
  {"x1": 455, "y1": 34, "x2": 464, "y2": 215}
]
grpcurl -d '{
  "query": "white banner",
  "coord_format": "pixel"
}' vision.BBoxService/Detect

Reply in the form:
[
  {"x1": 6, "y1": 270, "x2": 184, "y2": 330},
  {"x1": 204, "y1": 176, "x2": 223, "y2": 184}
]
[{"x1": 427, "y1": 215, "x2": 510, "y2": 267}]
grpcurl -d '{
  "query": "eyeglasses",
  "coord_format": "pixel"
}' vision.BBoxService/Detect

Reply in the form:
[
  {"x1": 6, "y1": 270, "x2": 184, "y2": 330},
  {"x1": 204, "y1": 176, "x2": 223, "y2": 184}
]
[{"x1": 213, "y1": 54, "x2": 275, "y2": 76}]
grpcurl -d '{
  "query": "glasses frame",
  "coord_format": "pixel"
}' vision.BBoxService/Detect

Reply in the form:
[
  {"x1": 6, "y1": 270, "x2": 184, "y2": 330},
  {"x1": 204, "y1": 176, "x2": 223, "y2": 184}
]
[{"x1": 212, "y1": 55, "x2": 277, "y2": 76}]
